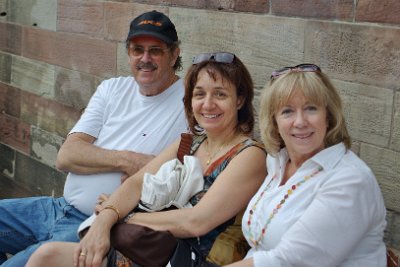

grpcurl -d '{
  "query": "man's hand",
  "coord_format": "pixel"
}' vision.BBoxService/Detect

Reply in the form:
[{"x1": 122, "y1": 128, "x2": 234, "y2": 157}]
[{"x1": 120, "y1": 152, "x2": 155, "y2": 180}]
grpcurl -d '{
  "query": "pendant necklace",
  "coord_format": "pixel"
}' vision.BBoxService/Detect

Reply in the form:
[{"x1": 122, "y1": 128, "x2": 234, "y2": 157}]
[{"x1": 205, "y1": 139, "x2": 228, "y2": 165}]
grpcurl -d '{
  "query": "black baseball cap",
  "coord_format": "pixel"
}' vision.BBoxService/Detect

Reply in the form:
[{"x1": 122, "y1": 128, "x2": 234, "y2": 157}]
[{"x1": 126, "y1": 10, "x2": 178, "y2": 44}]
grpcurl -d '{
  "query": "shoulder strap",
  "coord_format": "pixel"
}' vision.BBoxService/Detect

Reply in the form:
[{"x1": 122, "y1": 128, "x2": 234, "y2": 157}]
[{"x1": 177, "y1": 133, "x2": 193, "y2": 163}]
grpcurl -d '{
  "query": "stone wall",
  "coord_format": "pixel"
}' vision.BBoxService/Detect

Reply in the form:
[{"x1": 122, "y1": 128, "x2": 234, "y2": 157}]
[{"x1": 0, "y1": 0, "x2": 399, "y2": 250}]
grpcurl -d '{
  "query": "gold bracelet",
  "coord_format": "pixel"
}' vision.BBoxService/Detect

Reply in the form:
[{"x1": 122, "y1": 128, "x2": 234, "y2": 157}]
[{"x1": 103, "y1": 205, "x2": 120, "y2": 221}]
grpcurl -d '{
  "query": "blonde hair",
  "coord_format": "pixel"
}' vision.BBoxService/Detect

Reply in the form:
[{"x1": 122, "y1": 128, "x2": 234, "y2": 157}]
[{"x1": 259, "y1": 70, "x2": 351, "y2": 156}]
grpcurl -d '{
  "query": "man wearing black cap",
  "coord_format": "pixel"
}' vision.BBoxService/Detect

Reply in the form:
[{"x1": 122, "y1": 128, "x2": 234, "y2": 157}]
[{"x1": 0, "y1": 11, "x2": 187, "y2": 267}]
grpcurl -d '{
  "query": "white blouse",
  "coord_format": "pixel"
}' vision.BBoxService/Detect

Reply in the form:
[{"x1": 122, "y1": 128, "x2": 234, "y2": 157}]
[{"x1": 242, "y1": 143, "x2": 387, "y2": 267}]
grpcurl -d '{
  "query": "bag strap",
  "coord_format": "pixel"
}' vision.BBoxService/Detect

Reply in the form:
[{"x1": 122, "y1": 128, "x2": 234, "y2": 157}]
[{"x1": 177, "y1": 133, "x2": 193, "y2": 163}]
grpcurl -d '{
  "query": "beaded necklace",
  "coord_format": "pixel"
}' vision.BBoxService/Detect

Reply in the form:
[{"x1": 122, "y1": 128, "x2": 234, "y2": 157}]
[{"x1": 246, "y1": 166, "x2": 323, "y2": 247}]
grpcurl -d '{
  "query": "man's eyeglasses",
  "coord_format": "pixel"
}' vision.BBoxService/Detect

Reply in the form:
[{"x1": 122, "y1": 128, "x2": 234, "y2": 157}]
[
  {"x1": 270, "y1": 64, "x2": 321, "y2": 79},
  {"x1": 128, "y1": 46, "x2": 168, "y2": 58},
  {"x1": 192, "y1": 52, "x2": 235, "y2": 65}
]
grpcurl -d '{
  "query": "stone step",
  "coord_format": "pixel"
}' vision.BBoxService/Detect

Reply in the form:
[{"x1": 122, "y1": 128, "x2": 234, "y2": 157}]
[{"x1": 0, "y1": 174, "x2": 39, "y2": 199}]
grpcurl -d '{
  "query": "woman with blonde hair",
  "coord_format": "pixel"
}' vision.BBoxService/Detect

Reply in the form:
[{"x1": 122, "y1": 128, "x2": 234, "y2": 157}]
[{"x1": 226, "y1": 64, "x2": 386, "y2": 267}]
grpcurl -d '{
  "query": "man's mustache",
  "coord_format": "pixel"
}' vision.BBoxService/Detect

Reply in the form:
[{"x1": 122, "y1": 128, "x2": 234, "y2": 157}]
[{"x1": 136, "y1": 62, "x2": 158, "y2": 71}]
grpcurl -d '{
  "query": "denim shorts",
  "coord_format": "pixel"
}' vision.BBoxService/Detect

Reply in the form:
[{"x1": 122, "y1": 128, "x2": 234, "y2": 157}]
[{"x1": 0, "y1": 196, "x2": 88, "y2": 267}]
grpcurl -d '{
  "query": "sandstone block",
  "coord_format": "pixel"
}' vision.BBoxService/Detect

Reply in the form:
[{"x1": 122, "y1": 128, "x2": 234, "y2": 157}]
[
  {"x1": 356, "y1": 0, "x2": 400, "y2": 25},
  {"x1": 11, "y1": 55, "x2": 55, "y2": 99},
  {"x1": 360, "y1": 143, "x2": 400, "y2": 212},
  {"x1": 15, "y1": 152, "x2": 66, "y2": 196},
  {"x1": 57, "y1": 0, "x2": 104, "y2": 37},
  {"x1": 305, "y1": 21, "x2": 400, "y2": 90},
  {"x1": 0, "y1": 21, "x2": 21, "y2": 54},
  {"x1": 0, "y1": 113, "x2": 30, "y2": 154},
  {"x1": 21, "y1": 91, "x2": 81, "y2": 137},
  {"x1": 0, "y1": 52, "x2": 11, "y2": 83},
  {"x1": 0, "y1": 143, "x2": 15, "y2": 177},
  {"x1": 117, "y1": 43, "x2": 130, "y2": 77},
  {"x1": 170, "y1": 8, "x2": 306, "y2": 89},
  {"x1": 31, "y1": 126, "x2": 64, "y2": 168},
  {"x1": 0, "y1": 82, "x2": 20, "y2": 117},
  {"x1": 23, "y1": 27, "x2": 117, "y2": 77},
  {"x1": 54, "y1": 66, "x2": 100, "y2": 110},
  {"x1": 271, "y1": 0, "x2": 353, "y2": 20},
  {"x1": 8, "y1": 0, "x2": 56, "y2": 30},
  {"x1": 391, "y1": 92, "x2": 400, "y2": 151},
  {"x1": 333, "y1": 79, "x2": 393, "y2": 147}
]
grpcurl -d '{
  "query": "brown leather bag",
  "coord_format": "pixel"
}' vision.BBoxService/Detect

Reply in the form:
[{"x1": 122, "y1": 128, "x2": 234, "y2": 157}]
[
  {"x1": 110, "y1": 223, "x2": 177, "y2": 267},
  {"x1": 387, "y1": 247, "x2": 399, "y2": 267},
  {"x1": 109, "y1": 133, "x2": 193, "y2": 267}
]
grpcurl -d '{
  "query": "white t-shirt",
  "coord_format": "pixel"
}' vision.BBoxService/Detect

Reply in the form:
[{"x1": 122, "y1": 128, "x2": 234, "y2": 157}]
[
  {"x1": 243, "y1": 143, "x2": 387, "y2": 267},
  {"x1": 63, "y1": 76, "x2": 188, "y2": 215}
]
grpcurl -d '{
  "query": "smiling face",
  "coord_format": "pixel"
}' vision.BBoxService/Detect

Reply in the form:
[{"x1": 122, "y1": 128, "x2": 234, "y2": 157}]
[
  {"x1": 191, "y1": 69, "x2": 243, "y2": 136},
  {"x1": 275, "y1": 89, "x2": 328, "y2": 163},
  {"x1": 128, "y1": 36, "x2": 179, "y2": 95}
]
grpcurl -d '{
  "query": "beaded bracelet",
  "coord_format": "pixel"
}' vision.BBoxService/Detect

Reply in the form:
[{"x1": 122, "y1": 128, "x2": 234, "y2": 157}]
[{"x1": 103, "y1": 204, "x2": 121, "y2": 221}]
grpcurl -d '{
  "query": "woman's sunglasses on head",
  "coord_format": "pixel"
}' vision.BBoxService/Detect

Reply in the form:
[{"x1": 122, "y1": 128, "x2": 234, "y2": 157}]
[
  {"x1": 192, "y1": 52, "x2": 235, "y2": 65},
  {"x1": 270, "y1": 64, "x2": 321, "y2": 79}
]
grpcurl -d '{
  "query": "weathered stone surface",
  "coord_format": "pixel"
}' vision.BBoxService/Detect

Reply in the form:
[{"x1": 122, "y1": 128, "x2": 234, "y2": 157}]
[
  {"x1": 31, "y1": 126, "x2": 64, "y2": 168},
  {"x1": 0, "y1": 143, "x2": 14, "y2": 177},
  {"x1": 271, "y1": 0, "x2": 353, "y2": 20},
  {"x1": 0, "y1": 21, "x2": 21, "y2": 54},
  {"x1": 129, "y1": 0, "x2": 268, "y2": 12},
  {"x1": 11, "y1": 55, "x2": 55, "y2": 99},
  {"x1": 385, "y1": 209, "x2": 394, "y2": 244},
  {"x1": 172, "y1": 0, "x2": 234, "y2": 10},
  {"x1": 21, "y1": 91, "x2": 81, "y2": 137},
  {"x1": 305, "y1": 21, "x2": 400, "y2": 90},
  {"x1": 0, "y1": 82, "x2": 20, "y2": 117},
  {"x1": 356, "y1": 0, "x2": 400, "y2": 25},
  {"x1": 0, "y1": 52, "x2": 11, "y2": 84},
  {"x1": 117, "y1": 43, "x2": 131, "y2": 77},
  {"x1": 333, "y1": 79, "x2": 393, "y2": 147},
  {"x1": 57, "y1": 0, "x2": 104, "y2": 37},
  {"x1": 391, "y1": 92, "x2": 400, "y2": 151},
  {"x1": 54, "y1": 67, "x2": 100, "y2": 110},
  {"x1": 350, "y1": 141, "x2": 360, "y2": 156},
  {"x1": 0, "y1": 172, "x2": 40, "y2": 199},
  {"x1": 170, "y1": 8, "x2": 306, "y2": 89},
  {"x1": 233, "y1": 0, "x2": 268, "y2": 13},
  {"x1": 21, "y1": 27, "x2": 55, "y2": 65},
  {"x1": 386, "y1": 209, "x2": 400, "y2": 250},
  {"x1": 126, "y1": 0, "x2": 227, "y2": 10},
  {"x1": 0, "y1": 113, "x2": 30, "y2": 154},
  {"x1": 0, "y1": 1, "x2": 8, "y2": 22},
  {"x1": 360, "y1": 143, "x2": 400, "y2": 212},
  {"x1": 8, "y1": 0, "x2": 56, "y2": 30},
  {"x1": 22, "y1": 27, "x2": 117, "y2": 78},
  {"x1": 391, "y1": 211, "x2": 400, "y2": 249},
  {"x1": 14, "y1": 152, "x2": 66, "y2": 196}
]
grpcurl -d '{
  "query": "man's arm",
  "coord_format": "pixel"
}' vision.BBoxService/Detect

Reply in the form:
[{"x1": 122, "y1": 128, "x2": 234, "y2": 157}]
[{"x1": 56, "y1": 132, "x2": 154, "y2": 176}]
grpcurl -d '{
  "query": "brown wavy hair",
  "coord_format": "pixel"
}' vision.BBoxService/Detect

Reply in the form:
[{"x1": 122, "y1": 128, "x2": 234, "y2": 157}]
[{"x1": 184, "y1": 55, "x2": 254, "y2": 135}]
